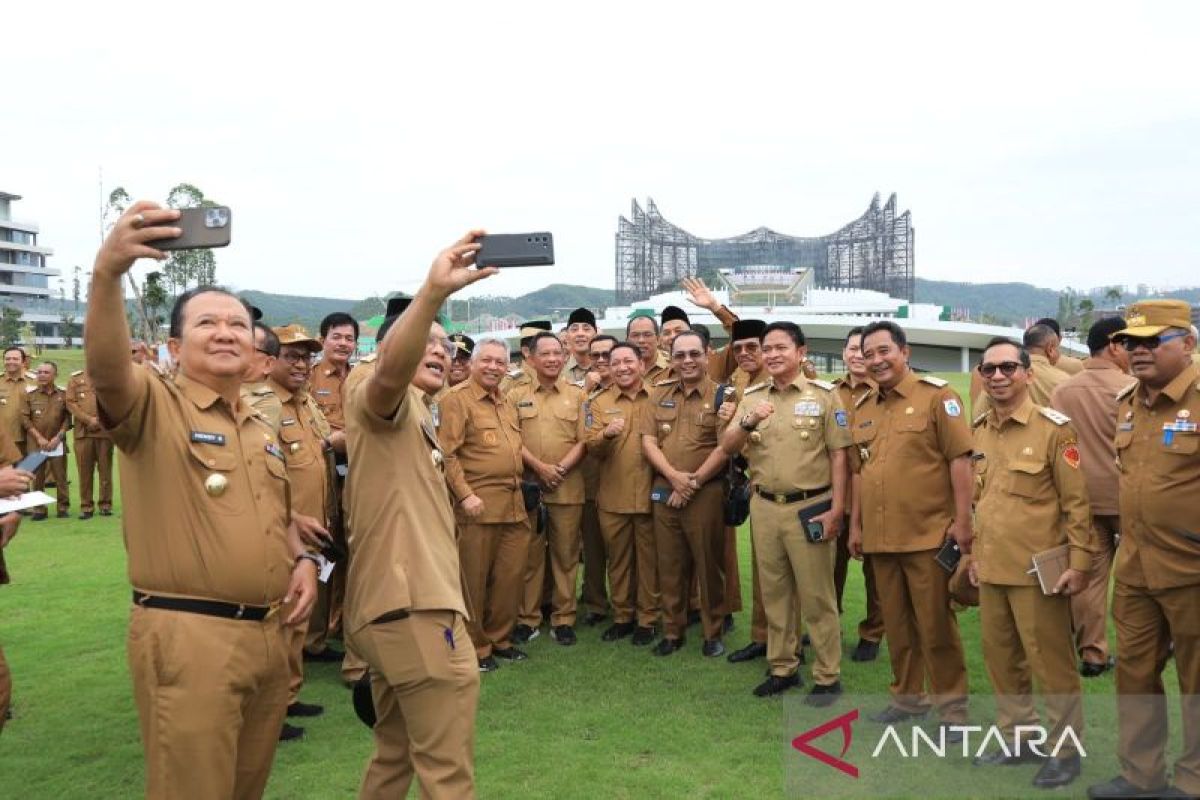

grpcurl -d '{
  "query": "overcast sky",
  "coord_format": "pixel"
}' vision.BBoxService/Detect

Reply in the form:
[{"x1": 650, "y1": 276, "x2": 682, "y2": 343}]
[{"x1": 5, "y1": 1, "x2": 1197, "y2": 304}]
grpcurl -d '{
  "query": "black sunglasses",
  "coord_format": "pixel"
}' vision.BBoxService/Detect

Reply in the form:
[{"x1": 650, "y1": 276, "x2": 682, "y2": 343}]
[
  {"x1": 978, "y1": 361, "x2": 1023, "y2": 378},
  {"x1": 1114, "y1": 331, "x2": 1188, "y2": 352}
]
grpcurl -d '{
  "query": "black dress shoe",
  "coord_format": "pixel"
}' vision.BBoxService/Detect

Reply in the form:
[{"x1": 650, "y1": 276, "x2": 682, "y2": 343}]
[
  {"x1": 931, "y1": 723, "x2": 967, "y2": 745},
  {"x1": 1086, "y1": 776, "x2": 1176, "y2": 798},
  {"x1": 493, "y1": 646, "x2": 528, "y2": 662},
  {"x1": 1080, "y1": 656, "x2": 1116, "y2": 678},
  {"x1": 973, "y1": 748, "x2": 1045, "y2": 766},
  {"x1": 550, "y1": 625, "x2": 576, "y2": 646},
  {"x1": 1033, "y1": 755, "x2": 1080, "y2": 789},
  {"x1": 850, "y1": 638, "x2": 880, "y2": 662},
  {"x1": 654, "y1": 638, "x2": 684, "y2": 656},
  {"x1": 631, "y1": 626, "x2": 656, "y2": 646},
  {"x1": 287, "y1": 701, "x2": 325, "y2": 718},
  {"x1": 753, "y1": 673, "x2": 801, "y2": 697},
  {"x1": 868, "y1": 706, "x2": 928, "y2": 724},
  {"x1": 602, "y1": 622, "x2": 634, "y2": 641},
  {"x1": 303, "y1": 647, "x2": 345, "y2": 663},
  {"x1": 702, "y1": 639, "x2": 725, "y2": 658},
  {"x1": 511, "y1": 624, "x2": 538, "y2": 645},
  {"x1": 57, "y1": 510, "x2": 70, "y2": 518},
  {"x1": 279, "y1": 723, "x2": 305, "y2": 742},
  {"x1": 30, "y1": 514, "x2": 46, "y2": 522},
  {"x1": 478, "y1": 656, "x2": 499, "y2": 673},
  {"x1": 727, "y1": 641, "x2": 767, "y2": 663},
  {"x1": 79, "y1": 512, "x2": 93, "y2": 520},
  {"x1": 99, "y1": 509, "x2": 113, "y2": 516},
  {"x1": 804, "y1": 681, "x2": 843, "y2": 708},
  {"x1": 583, "y1": 611, "x2": 607, "y2": 626}
]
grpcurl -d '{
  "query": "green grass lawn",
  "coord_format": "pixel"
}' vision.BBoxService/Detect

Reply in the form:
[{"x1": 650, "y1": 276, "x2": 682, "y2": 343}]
[{"x1": 0, "y1": 373, "x2": 1180, "y2": 798}]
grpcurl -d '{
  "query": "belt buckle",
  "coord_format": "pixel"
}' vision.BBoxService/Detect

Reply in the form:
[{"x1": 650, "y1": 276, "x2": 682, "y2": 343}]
[
  {"x1": 264, "y1": 604, "x2": 280, "y2": 621},
  {"x1": 774, "y1": 493, "x2": 786, "y2": 504},
  {"x1": 234, "y1": 604, "x2": 246, "y2": 620}
]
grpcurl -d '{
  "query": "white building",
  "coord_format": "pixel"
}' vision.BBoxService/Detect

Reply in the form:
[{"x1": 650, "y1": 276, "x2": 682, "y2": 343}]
[{"x1": 0, "y1": 191, "x2": 69, "y2": 346}]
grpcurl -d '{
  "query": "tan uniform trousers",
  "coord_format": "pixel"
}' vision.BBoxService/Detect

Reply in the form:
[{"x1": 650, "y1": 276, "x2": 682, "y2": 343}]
[
  {"x1": 28, "y1": 446, "x2": 68, "y2": 515},
  {"x1": 127, "y1": 606, "x2": 289, "y2": 800},
  {"x1": 1072, "y1": 515, "x2": 1118, "y2": 665},
  {"x1": 74, "y1": 436, "x2": 113, "y2": 513},
  {"x1": 580, "y1": 500, "x2": 608, "y2": 616},
  {"x1": 518, "y1": 503, "x2": 583, "y2": 627},
  {"x1": 350, "y1": 611, "x2": 479, "y2": 800},
  {"x1": 286, "y1": 623, "x2": 306, "y2": 705},
  {"x1": 748, "y1": 528, "x2": 803, "y2": 645},
  {"x1": 979, "y1": 583, "x2": 1083, "y2": 754},
  {"x1": 305, "y1": 581, "x2": 334, "y2": 654},
  {"x1": 341, "y1": 644, "x2": 368, "y2": 685},
  {"x1": 834, "y1": 516, "x2": 885, "y2": 642},
  {"x1": 653, "y1": 482, "x2": 726, "y2": 641},
  {"x1": 597, "y1": 510, "x2": 658, "y2": 627},
  {"x1": 749, "y1": 494, "x2": 841, "y2": 684},
  {"x1": 722, "y1": 525, "x2": 743, "y2": 615},
  {"x1": 458, "y1": 520, "x2": 531, "y2": 659},
  {"x1": 1113, "y1": 581, "x2": 1200, "y2": 795},
  {"x1": 0, "y1": 642, "x2": 9, "y2": 734},
  {"x1": 871, "y1": 549, "x2": 969, "y2": 722}
]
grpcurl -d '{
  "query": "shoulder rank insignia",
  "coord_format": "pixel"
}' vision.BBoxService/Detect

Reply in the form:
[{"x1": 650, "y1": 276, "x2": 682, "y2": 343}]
[
  {"x1": 71, "y1": 369, "x2": 84, "y2": 377},
  {"x1": 744, "y1": 381, "x2": 769, "y2": 394},
  {"x1": 809, "y1": 378, "x2": 835, "y2": 391},
  {"x1": 1039, "y1": 407, "x2": 1070, "y2": 426},
  {"x1": 854, "y1": 389, "x2": 875, "y2": 408},
  {"x1": 359, "y1": 353, "x2": 377, "y2": 363},
  {"x1": 919, "y1": 375, "x2": 949, "y2": 387},
  {"x1": 972, "y1": 410, "x2": 990, "y2": 428},
  {"x1": 25, "y1": 385, "x2": 36, "y2": 393},
  {"x1": 251, "y1": 386, "x2": 274, "y2": 396},
  {"x1": 506, "y1": 368, "x2": 524, "y2": 378},
  {"x1": 1116, "y1": 381, "x2": 1138, "y2": 402},
  {"x1": 653, "y1": 377, "x2": 678, "y2": 387}
]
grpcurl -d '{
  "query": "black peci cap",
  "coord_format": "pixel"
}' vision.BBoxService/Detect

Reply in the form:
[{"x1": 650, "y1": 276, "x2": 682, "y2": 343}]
[
  {"x1": 567, "y1": 307, "x2": 596, "y2": 329},
  {"x1": 660, "y1": 305, "x2": 690, "y2": 325},
  {"x1": 731, "y1": 319, "x2": 767, "y2": 342}
]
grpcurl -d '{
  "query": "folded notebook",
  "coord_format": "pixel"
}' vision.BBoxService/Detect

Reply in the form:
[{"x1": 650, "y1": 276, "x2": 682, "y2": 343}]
[{"x1": 1029, "y1": 544, "x2": 1071, "y2": 595}]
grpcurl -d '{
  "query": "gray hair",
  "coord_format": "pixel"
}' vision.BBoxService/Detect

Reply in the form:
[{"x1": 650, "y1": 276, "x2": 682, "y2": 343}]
[{"x1": 471, "y1": 337, "x2": 510, "y2": 363}]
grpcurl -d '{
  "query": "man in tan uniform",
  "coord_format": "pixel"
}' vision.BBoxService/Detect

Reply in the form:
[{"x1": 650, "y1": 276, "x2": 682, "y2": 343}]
[
  {"x1": 86, "y1": 201, "x2": 318, "y2": 800},
  {"x1": 440, "y1": 338, "x2": 532, "y2": 672},
  {"x1": 563, "y1": 307, "x2": 597, "y2": 383},
  {"x1": 850, "y1": 320, "x2": 973, "y2": 736},
  {"x1": 241, "y1": 324, "x2": 282, "y2": 431},
  {"x1": 342, "y1": 240, "x2": 489, "y2": 798},
  {"x1": 641, "y1": 331, "x2": 736, "y2": 657},
  {"x1": 659, "y1": 305, "x2": 691, "y2": 354},
  {"x1": 1089, "y1": 300, "x2": 1200, "y2": 800},
  {"x1": 722, "y1": 322, "x2": 851, "y2": 703},
  {"x1": 832, "y1": 326, "x2": 885, "y2": 663},
  {"x1": 268, "y1": 324, "x2": 332, "y2": 740},
  {"x1": 509, "y1": 332, "x2": 588, "y2": 646},
  {"x1": 1034, "y1": 317, "x2": 1085, "y2": 375},
  {"x1": 0, "y1": 348, "x2": 30, "y2": 454},
  {"x1": 447, "y1": 333, "x2": 474, "y2": 388},
  {"x1": 628, "y1": 315, "x2": 672, "y2": 384},
  {"x1": 586, "y1": 342, "x2": 658, "y2": 645},
  {"x1": 0, "y1": 438, "x2": 33, "y2": 734},
  {"x1": 500, "y1": 321, "x2": 550, "y2": 395},
  {"x1": 970, "y1": 337, "x2": 1093, "y2": 789},
  {"x1": 312, "y1": 312, "x2": 358, "y2": 455},
  {"x1": 579, "y1": 334, "x2": 618, "y2": 626},
  {"x1": 22, "y1": 362, "x2": 70, "y2": 520},
  {"x1": 1050, "y1": 317, "x2": 1133, "y2": 677},
  {"x1": 1024, "y1": 323, "x2": 1072, "y2": 406},
  {"x1": 64, "y1": 369, "x2": 114, "y2": 518}
]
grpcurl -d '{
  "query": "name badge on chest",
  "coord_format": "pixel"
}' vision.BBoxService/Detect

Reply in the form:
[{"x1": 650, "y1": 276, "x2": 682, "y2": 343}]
[
  {"x1": 794, "y1": 401, "x2": 821, "y2": 417},
  {"x1": 190, "y1": 431, "x2": 226, "y2": 446}
]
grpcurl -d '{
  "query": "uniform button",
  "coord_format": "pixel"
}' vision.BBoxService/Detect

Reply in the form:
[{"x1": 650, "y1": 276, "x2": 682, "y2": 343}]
[{"x1": 208, "y1": 459, "x2": 216, "y2": 467}]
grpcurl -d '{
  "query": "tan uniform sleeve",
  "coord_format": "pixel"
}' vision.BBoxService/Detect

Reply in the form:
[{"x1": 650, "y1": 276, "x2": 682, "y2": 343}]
[
  {"x1": 437, "y1": 392, "x2": 474, "y2": 502},
  {"x1": 824, "y1": 391, "x2": 852, "y2": 449},
  {"x1": 1050, "y1": 422, "x2": 1096, "y2": 572},
  {"x1": 20, "y1": 392, "x2": 33, "y2": 436},
  {"x1": 102, "y1": 366, "x2": 157, "y2": 453},
  {"x1": 0, "y1": 429, "x2": 20, "y2": 465},
  {"x1": 64, "y1": 379, "x2": 86, "y2": 423},
  {"x1": 934, "y1": 388, "x2": 974, "y2": 461},
  {"x1": 585, "y1": 396, "x2": 615, "y2": 457}
]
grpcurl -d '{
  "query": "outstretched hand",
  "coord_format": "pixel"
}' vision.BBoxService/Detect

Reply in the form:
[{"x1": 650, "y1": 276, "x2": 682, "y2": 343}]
[
  {"x1": 424, "y1": 230, "x2": 499, "y2": 301},
  {"x1": 681, "y1": 277, "x2": 719, "y2": 311},
  {"x1": 94, "y1": 202, "x2": 182, "y2": 278}
]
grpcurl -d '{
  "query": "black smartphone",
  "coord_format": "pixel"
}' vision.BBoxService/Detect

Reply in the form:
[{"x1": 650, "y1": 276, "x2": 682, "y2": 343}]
[
  {"x1": 798, "y1": 498, "x2": 833, "y2": 543},
  {"x1": 804, "y1": 520, "x2": 825, "y2": 543},
  {"x1": 650, "y1": 487, "x2": 670, "y2": 503},
  {"x1": 15, "y1": 451, "x2": 48, "y2": 474},
  {"x1": 476, "y1": 232, "x2": 555, "y2": 268},
  {"x1": 934, "y1": 539, "x2": 962, "y2": 573},
  {"x1": 148, "y1": 206, "x2": 232, "y2": 251}
]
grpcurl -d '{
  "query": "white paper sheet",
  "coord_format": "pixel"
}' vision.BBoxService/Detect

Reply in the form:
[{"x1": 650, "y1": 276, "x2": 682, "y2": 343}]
[{"x1": 0, "y1": 491, "x2": 57, "y2": 514}]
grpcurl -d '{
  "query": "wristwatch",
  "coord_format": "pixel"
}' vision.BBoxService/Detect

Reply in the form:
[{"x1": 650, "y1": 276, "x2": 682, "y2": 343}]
[
  {"x1": 739, "y1": 414, "x2": 759, "y2": 432},
  {"x1": 295, "y1": 552, "x2": 322, "y2": 569}
]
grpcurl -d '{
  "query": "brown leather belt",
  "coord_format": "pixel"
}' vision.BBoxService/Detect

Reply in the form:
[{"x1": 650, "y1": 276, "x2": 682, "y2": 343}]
[
  {"x1": 133, "y1": 591, "x2": 277, "y2": 621},
  {"x1": 754, "y1": 485, "x2": 830, "y2": 505}
]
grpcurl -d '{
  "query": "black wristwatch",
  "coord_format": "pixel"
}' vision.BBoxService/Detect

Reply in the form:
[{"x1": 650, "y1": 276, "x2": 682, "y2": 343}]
[{"x1": 739, "y1": 414, "x2": 759, "y2": 432}]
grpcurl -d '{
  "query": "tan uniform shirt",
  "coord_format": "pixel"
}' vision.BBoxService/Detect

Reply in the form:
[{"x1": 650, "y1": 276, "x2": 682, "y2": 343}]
[
  {"x1": 272, "y1": 379, "x2": 329, "y2": 521},
  {"x1": 344, "y1": 380, "x2": 466, "y2": 632},
  {"x1": 240, "y1": 381, "x2": 283, "y2": 435},
  {"x1": 833, "y1": 375, "x2": 874, "y2": 423},
  {"x1": 580, "y1": 386, "x2": 606, "y2": 502},
  {"x1": 971, "y1": 397, "x2": 1094, "y2": 584},
  {"x1": 641, "y1": 375, "x2": 735, "y2": 475},
  {"x1": 644, "y1": 352, "x2": 672, "y2": 385},
  {"x1": 1029, "y1": 353, "x2": 1071, "y2": 407},
  {"x1": 499, "y1": 363, "x2": 535, "y2": 396},
  {"x1": 729, "y1": 368, "x2": 764, "y2": 395},
  {"x1": 586, "y1": 383, "x2": 654, "y2": 514},
  {"x1": 1057, "y1": 354, "x2": 1085, "y2": 375},
  {"x1": 564, "y1": 357, "x2": 591, "y2": 384},
  {"x1": 106, "y1": 369, "x2": 291, "y2": 605},
  {"x1": 310, "y1": 361, "x2": 349, "y2": 431},
  {"x1": 735, "y1": 376, "x2": 852, "y2": 492},
  {"x1": 1050, "y1": 358, "x2": 1135, "y2": 517},
  {"x1": 23, "y1": 384, "x2": 70, "y2": 443},
  {"x1": 439, "y1": 378, "x2": 525, "y2": 524},
  {"x1": 507, "y1": 379, "x2": 587, "y2": 505},
  {"x1": 851, "y1": 372, "x2": 974, "y2": 553},
  {"x1": 64, "y1": 371, "x2": 107, "y2": 439},
  {"x1": 1114, "y1": 363, "x2": 1200, "y2": 590},
  {"x1": 0, "y1": 374, "x2": 29, "y2": 445}
]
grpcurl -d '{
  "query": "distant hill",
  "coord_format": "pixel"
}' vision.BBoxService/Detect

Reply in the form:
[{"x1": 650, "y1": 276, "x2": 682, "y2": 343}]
[{"x1": 237, "y1": 290, "x2": 359, "y2": 333}]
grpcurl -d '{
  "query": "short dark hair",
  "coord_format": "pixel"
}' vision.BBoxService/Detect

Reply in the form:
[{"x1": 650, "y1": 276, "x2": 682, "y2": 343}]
[
  {"x1": 254, "y1": 322, "x2": 280, "y2": 357},
  {"x1": 626, "y1": 315, "x2": 659, "y2": 335},
  {"x1": 588, "y1": 334, "x2": 618, "y2": 352},
  {"x1": 670, "y1": 331, "x2": 705, "y2": 353},
  {"x1": 982, "y1": 336, "x2": 1030, "y2": 368},
  {"x1": 1087, "y1": 317, "x2": 1127, "y2": 355},
  {"x1": 690, "y1": 323, "x2": 711, "y2": 349},
  {"x1": 845, "y1": 326, "x2": 864, "y2": 345},
  {"x1": 861, "y1": 320, "x2": 907, "y2": 349},
  {"x1": 530, "y1": 331, "x2": 564, "y2": 354},
  {"x1": 609, "y1": 342, "x2": 641, "y2": 362},
  {"x1": 762, "y1": 321, "x2": 806, "y2": 347},
  {"x1": 169, "y1": 286, "x2": 251, "y2": 339},
  {"x1": 38, "y1": 360, "x2": 58, "y2": 373},
  {"x1": 1034, "y1": 317, "x2": 1062, "y2": 337},
  {"x1": 1023, "y1": 323, "x2": 1057, "y2": 351},
  {"x1": 3, "y1": 346, "x2": 26, "y2": 360},
  {"x1": 320, "y1": 312, "x2": 359, "y2": 340}
]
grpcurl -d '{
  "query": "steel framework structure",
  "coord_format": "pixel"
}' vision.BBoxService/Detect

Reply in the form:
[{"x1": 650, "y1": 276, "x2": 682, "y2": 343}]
[{"x1": 614, "y1": 192, "x2": 914, "y2": 303}]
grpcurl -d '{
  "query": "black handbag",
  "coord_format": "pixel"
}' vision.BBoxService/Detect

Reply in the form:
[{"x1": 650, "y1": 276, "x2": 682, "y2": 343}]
[
  {"x1": 724, "y1": 455, "x2": 752, "y2": 526},
  {"x1": 520, "y1": 481, "x2": 549, "y2": 535}
]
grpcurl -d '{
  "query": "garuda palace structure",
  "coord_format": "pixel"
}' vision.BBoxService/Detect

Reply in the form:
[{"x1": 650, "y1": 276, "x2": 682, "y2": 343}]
[{"x1": 614, "y1": 192, "x2": 914, "y2": 304}]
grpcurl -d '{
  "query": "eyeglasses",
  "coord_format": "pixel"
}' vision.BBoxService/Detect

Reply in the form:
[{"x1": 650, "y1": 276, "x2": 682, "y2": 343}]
[
  {"x1": 428, "y1": 336, "x2": 455, "y2": 357},
  {"x1": 589, "y1": 351, "x2": 613, "y2": 361},
  {"x1": 279, "y1": 350, "x2": 314, "y2": 366},
  {"x1": 671, "y1": 350, "x2": 705, "y2": 361},
  {"x1": 978, "y1": 361, "x2": 1023, "y2": 378},
  {"x1": 1115, "y1": 331, "x2": 1188, "y2": 352}
]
